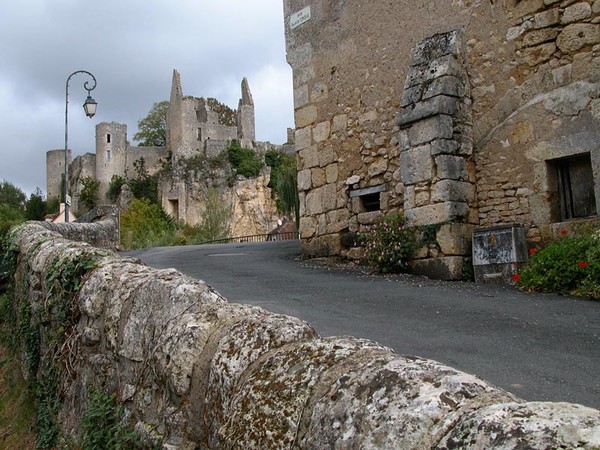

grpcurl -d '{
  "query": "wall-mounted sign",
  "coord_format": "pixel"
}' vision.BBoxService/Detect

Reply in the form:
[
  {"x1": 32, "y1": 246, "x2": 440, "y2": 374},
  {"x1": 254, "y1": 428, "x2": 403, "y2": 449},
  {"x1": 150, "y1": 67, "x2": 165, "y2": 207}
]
[{"x1": 290, "y1": 6, "x2": 311, "y2": 29}]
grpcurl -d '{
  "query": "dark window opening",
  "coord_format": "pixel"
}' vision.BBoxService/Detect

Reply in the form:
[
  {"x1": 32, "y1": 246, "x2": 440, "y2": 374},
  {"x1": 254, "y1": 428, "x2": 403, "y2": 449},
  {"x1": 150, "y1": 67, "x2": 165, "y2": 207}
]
[
  {"x1": 107, "y1": 133, "x2": 111, "y2": 143},
  {"x1": 197, "y1": 128, "x2": 202, "y2": 141},
  {"x1": 360, "y1": 192, "x2": 380, "y2": 212},
  {"x1": 552, "y1": 154, "x2": 596, "y2": 220},
  {"x1": 106, "y1": 149, "x2": 111, "y2": 161}
]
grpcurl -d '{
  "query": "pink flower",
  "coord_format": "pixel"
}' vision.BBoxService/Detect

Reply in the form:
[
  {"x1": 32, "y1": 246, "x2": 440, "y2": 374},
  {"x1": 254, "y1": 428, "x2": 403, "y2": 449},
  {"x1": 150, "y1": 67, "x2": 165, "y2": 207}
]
[
  {"x1": 512, "y1": 274, "x2": 521, "y2": 283},
  {"x1": 578, "y1": 261, "x2": 588, "y2": 269},
  {"x1": 529, "y1": 248, "x2": 536, "y2": 255},
  {"x1": 561, "y1": 229, "x2": 568, "y2": 236}
]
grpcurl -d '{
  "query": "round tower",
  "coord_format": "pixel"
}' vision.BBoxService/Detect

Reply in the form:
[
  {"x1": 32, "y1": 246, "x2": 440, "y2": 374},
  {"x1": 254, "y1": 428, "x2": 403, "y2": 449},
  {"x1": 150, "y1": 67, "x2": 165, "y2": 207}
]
[
  {"x1": 46, "y1": 149, "x2": 71, "y2": 201},
  {"x1": 95, "y1": 122, "x2": 128, "y2": 202}
]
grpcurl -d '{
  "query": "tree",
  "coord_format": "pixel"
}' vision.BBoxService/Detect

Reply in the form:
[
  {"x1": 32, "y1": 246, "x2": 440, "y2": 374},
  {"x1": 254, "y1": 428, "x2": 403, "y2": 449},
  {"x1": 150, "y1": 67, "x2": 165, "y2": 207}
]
[
  {"x1": 25, "y1": 188, "x2": 47, "y2": 220},
  {"x1": 197, "y1": 188, "x2": 231, "y2": 242},
  {"x1": 0, "y1": 180, "x2": 26, "y2": 209},
  {"x1": 133, "y1": 101, "x2": 169, "y2": 147},
  {"x1": 79, "y1": 177, "x2": 100, "y2": 210}
]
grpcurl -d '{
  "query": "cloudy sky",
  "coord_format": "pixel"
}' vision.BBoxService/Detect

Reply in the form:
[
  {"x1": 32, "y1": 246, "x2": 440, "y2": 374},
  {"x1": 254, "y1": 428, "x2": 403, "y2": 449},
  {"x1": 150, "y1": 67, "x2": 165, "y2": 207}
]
[{"x1": 0, "y1": 0, "x2": 294, "y2": 195}]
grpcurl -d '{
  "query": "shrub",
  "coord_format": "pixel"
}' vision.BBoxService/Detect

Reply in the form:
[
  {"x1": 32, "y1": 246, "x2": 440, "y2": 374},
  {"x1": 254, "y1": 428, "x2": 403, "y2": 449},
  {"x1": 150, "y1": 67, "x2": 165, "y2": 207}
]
[
  {"x1": 359, "y1": 214, "x2": 417, "y2": 273},
  {"x1": 227, "y1": 140, "x2": 263, "y2": 178},
  {"x1": 517, "y1": 231, "x2": 600, "y2": 300},
  {"x1": 120, "y1": 198, "x2": 175, "y2": 250},
  {"x1": 79, "y1": 176, "x2": 100, "y2": 210}
]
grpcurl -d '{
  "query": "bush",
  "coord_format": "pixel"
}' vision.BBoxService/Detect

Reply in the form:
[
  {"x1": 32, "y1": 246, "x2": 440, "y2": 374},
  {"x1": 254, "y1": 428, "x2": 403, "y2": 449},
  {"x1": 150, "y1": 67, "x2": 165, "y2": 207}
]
[
  {"x1": 359, "y1": 214, "x2": 417, "y2": 273},
  {"x1": 517, "y1": 230, "x2": 600, "y2": 300},
  {"x1": 120, "y1": 198, "x2": 175, "y2": 250},
  {"x1": 227, "y1": 140, "x2": 263, "y2": 178}
]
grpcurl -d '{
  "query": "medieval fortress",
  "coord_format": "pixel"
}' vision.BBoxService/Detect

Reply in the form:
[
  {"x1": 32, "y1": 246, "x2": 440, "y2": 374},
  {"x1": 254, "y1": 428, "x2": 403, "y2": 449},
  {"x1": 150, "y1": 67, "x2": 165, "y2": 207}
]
[
  {"x1": 46, "y1": 71, "x2": 291, "y2": 236},
  {"x1": 283, "y1": 0, "x2": 600, "y2": 278}
]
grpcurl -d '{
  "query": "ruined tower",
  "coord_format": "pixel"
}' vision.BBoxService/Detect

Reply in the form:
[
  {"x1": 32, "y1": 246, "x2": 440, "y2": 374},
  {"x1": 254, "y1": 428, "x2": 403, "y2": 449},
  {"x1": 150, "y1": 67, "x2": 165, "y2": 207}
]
[
  {"x1": 95, "y1": 122, "x2": 128, "y2": 202},
  {"x1": 237, "y1": 77, "x2": 256, "y2": 148},
  {"x1": 46, "y1": 149, "x2": 71, "y2": 201}
]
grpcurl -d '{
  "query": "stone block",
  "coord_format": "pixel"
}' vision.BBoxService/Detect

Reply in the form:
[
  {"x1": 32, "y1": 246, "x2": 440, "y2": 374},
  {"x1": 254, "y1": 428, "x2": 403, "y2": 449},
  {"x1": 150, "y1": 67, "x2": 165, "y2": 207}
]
[
  {"x1": 557, "y1": 24, "x2": 600, "y2": 54},
  {"x1": 400, "y1": 147, "x2": 433, "y2": 185},
  {"x1": 522, "y1": 42, "x2": 556, "y2": 66},
  {"x1": 404, "y1": 55, "x2": 464, "y2": 89},
  {"x1": 405, "y1": 202, "x2": 470, "y2": 226},
  {"x1": 436, "y1": 223, "x2": 473, "y2": 255},
  {"x1": 287, "y1": 42, "x2": 313, "y2": 69},
  {"x1": 311, "y1": 167, "x2": 326, "y2": 188},
  {"x1": 359, "y1": 110, "x2": 378, "y2": 125},
  {"x1": 295, "y1": 105, "x2": 318, "y2": 128},
  {"x1": 332, "y1": 114, "x2": 348, "y2": 134},
  {"x1": 294, "y1": 84, "x2": 309, "y2": 108},
  {"x1": 401, "y1": 85, "x2": 423, "y2": 107},
  {"x1": 298, "y1": 169, "x2": 312, "y2": 191},
  {"x1": 408, "y1": 115, "x2": 454, "y2": 146},
  {"x1": 408, "y1": 256, "x2": 466, "y2": 280},
  {"x1": 311, "y1": 82, "x2": 329, "y2": 103},
  {"x1": 561, "y1": 2, "x2": 592, "y2": 25},
  {"x1": 305, "y1": 188, "x2": 324, "y2": 215},
  {"x1": 410, "y1": 29, "x2": 463, "y2": 66},
  {"x1": 594, "y1": 0, "x2": 600, "y2": 14},
  {"x1": 358, "y1": 210, "x2": 382, "y2": 225},
  {"x1": 295, "y1": 127, "x2": 312, "y2": 151},
  {"x1": 432, "y1": 180, "x2": 475, "y2": 203},
  {"x1": 313, "y1": 121, "x2": 331, "y2": 142},
  {"x1": 301, "y1": 233, "x2": 341, "y2": 257},
  {"x1": 318, "y1": 144, "x2": 336, "y2": 166},
  {"x1": 397, "y1": 96, "x2": 459, "y2": 126},
  {"x1": 435, "y1": 155, "x2": 468, "y2": 180},
  {"x1": 368, "y1": 158, "x2": 388, "y2": 177},
  {"x1": 534, "y1": 8, "x2": 560, "y2": 29},
  {"x1": 325, "y1": 164, "x2": 339, "y2": 184},
  {"x1": 322, "y1": 183, "x2": 338, "y2": 211},
  {"x1": 298, "y1": 145, "x2": 319, "y2": 169},
  {"x1": 430, "y1": 139, "x2": 459, "y2": 155},
  {"x1": 522, "y1": 28, "x2": 560, "y2": 48},
  {"x1": 422, "y1": 76, "x2": 465, "y2": 100}
]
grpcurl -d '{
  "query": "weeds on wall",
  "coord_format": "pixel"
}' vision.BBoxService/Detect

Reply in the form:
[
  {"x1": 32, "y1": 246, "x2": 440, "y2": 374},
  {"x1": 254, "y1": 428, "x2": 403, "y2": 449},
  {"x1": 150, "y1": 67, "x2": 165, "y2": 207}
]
[
  {"x1": 227, "y1": 140, "x2": 264, "y2": 178},
  {"x1": 516, "y1": 227, "x2": 600, "y2": 300}
]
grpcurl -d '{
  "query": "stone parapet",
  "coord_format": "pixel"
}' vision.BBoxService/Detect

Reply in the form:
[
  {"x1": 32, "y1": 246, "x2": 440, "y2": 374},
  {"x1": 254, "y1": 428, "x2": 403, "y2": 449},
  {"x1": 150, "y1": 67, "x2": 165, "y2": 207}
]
[{"x1": 6, "y1": 221, "x2": 600, "y2": 448}]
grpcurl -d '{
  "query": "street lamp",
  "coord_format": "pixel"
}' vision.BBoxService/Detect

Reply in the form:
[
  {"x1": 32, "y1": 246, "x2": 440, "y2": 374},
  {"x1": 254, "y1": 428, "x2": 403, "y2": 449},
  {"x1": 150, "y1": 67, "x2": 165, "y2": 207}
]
[{"x1": 64, "y1": 70, "x2": 97, "y2": 222}]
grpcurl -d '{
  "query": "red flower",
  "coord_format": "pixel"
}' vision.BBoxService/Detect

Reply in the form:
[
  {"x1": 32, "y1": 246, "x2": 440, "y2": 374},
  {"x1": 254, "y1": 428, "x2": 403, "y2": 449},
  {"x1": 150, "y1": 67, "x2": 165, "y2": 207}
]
[
  {"x1": 529, "y1": 248, "x2": 536, "y2": 255},
  {"x1": 561, "y1": 229, "x2": 568, "y2": 235},
  {"x1": 512, "y1": 273, "x2": 521, "y2": 282},
  {"x1": 578, "y1": 261, "x2": 588, "y2": 269}
]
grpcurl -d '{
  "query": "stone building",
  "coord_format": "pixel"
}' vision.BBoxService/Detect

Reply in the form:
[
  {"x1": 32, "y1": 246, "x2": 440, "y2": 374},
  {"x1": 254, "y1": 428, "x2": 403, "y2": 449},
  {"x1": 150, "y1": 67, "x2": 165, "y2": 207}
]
[
  {"x1": 46, "y1": 71, "x2": 283, "y2": 236},
  {"x1": 283, "y1": 0, "x2": 600, "y2": 279}
]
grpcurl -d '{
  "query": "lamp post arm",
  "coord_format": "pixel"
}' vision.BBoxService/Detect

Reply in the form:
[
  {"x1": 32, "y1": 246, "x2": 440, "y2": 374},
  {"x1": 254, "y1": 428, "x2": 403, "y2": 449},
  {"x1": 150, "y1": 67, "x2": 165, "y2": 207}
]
[{"x1": 63, "y1": 70, "x2": 97, "y2": 223}]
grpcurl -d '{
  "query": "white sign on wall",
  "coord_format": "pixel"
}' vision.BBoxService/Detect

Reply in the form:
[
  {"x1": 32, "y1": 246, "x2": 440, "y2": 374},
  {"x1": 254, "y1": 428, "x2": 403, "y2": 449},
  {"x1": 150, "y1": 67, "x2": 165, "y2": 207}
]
[{"x1": 290, "y1": 6, "x2": 311, "y2": 29}]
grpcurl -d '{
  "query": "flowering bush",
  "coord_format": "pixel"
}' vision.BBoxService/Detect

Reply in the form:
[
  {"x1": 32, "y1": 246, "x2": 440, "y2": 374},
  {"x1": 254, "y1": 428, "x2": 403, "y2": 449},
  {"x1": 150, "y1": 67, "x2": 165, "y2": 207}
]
[
  {"x1": 517, "y1": 230, "x2": 600, "y2": 300},
  {"x1": 359, "y1": 214, "x2": 417, "y2": 273}
]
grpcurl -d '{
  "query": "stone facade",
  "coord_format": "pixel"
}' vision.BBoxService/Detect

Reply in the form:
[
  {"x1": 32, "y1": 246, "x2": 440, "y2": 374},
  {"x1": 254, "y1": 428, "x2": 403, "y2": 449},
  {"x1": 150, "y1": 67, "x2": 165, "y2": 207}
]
[
  {"x1": 7, "y1": 221, "x2": 600, "y2": 448},
  {"x1": 283, "y1": 0, "x2": 600, "y2": 279}
]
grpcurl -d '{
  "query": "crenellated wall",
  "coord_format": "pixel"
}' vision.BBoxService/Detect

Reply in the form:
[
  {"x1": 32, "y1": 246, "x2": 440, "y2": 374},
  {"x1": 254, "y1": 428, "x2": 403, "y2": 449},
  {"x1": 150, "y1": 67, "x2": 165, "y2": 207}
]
[{"x1": 7, "y1": 221, "x2": 600, "y2": 448}]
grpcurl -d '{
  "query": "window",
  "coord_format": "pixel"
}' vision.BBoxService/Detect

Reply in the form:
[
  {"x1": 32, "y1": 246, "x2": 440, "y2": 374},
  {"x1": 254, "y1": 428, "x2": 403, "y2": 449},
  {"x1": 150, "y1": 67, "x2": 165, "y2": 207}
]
[
  {"x1": 551, "y1": 154, "x2": 596, "y2": 220},
  {"x1": 107, "y1": 133, "x2": 111, "y2": 143},
  {"x1": 349, "y1": 184, "x2": 386, "y2": 213},
  {"x1": 360, "y1": 192, "x2": 381, "y2": 212},
  {"x1": 106, "y1": 150, "x2": 111, "y2": 161},
  {"x1": 197, "y1": 128, "x2": 202, "y2": 141}
]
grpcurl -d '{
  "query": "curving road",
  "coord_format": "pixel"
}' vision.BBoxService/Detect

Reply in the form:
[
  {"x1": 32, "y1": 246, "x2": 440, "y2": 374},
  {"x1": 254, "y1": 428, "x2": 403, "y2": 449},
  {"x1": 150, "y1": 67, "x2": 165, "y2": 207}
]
[{"x1": 126, "y1": 240, "x2": 600, "y2": 409}]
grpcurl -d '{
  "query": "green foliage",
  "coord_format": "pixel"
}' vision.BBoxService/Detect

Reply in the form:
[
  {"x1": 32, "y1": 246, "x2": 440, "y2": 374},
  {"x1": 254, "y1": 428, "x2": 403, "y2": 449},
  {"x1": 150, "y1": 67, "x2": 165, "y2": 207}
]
[
  {"x1": 181, "y1": 152, "x2": 228, "y2": 180},
  {"x1": 195, "y1": 188, "x2": 232, "y2": 242},
  {"x1": 25, "y1": 188, "x2": 47, "y2": 220},
  {"x1": 359, "y1": 214, "x2": 417, "y2": 273},
  {"x1": 80, "y1": 176, "x2": 100, "y2": 211},
  {"x1": 129, "y1": 157, "x2": 158, "y2": 204},
  {"x1": 227, "y1": 140, "x2": 264, "y2": 178},
  {"x1": 134, "y1": 101, "x2": 168, "y2": 147},
  {"x1": 0, "y1": 204, "x2": 24, "y2": 241},
  {"x1": 107, "y1": 175, "x2": 126, "y2": 203},
  {"x1": 82, "y1": 388, "x2": 143, "y2": 449},
  {"x1": 517, "y1": 230, "x2": 600, "y2": 300},
  {"x1": 265, "y1": 151, "x2": 299, "y2": 225},
  {"x1": 0, "y1": 179, "x2": 26, "y2": 209},
  {"x1": 120, "y1": 198, "x2": 175, "y2": 250}
]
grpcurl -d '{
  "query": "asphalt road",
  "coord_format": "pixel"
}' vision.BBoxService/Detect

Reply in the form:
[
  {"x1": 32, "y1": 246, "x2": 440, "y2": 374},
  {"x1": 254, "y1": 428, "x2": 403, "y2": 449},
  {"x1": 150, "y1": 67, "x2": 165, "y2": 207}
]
[{"x1": 126, "y1": 240, "x2": 600, "y2": 409}]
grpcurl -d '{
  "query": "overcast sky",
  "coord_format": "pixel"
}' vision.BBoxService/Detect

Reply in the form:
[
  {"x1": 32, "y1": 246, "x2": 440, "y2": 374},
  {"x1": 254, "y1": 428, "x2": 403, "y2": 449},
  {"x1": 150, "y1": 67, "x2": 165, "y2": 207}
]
[{"x1": 0, "y1": 0, "x2": 294, "y2": 196}]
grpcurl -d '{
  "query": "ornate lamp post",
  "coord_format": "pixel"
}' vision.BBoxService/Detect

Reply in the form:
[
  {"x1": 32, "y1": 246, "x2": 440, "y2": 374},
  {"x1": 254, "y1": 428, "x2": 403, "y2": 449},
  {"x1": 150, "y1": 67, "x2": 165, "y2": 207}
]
[{"x1": 64, "y1": 70, "x2": 97, "y2": 222}]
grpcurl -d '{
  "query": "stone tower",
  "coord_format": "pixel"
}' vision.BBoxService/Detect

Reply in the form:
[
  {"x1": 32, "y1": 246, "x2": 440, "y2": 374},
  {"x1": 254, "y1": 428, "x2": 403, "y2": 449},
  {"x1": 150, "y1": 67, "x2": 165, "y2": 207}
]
[
  {"x1": 237, "y1": 77, "x2": 255, "y2": 148},
  {"x1": 46, "y1": 149, "x2": 71, "y2": 201},
  {"x1": 95, "y1": 122, "x2": 128, "y2": 202}
]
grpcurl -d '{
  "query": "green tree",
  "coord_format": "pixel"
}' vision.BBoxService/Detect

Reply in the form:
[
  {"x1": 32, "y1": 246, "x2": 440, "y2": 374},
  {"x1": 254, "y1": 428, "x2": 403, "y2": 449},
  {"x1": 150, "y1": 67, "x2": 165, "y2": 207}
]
[
  {"x1": 129, "y1": 157, "x2": 158, "y2": 204},
  {"x1": 25, "y1": 188, "x2": 47, "y2": 220},
  {"x1": 79, "y1": 177, "x2": 100, "y2": 210},
  {"x1": 0, "y1": 180, "x2": 26, "y2": 209},
  {"x1": 120, "y1": 198, "x2": 175, "y2": 250},
  {"x1": 227, "y1": 140, "x2": 263, "y2": 178},
  {"x1": 197, "y1": 188, "x2": 231, "y2": 242},
  {"x1": 107, "y1": 175, "x2": 126, "y2": 203},
  {"x1": 133, "y1": 101, "x2": 169, "y2": 147},
  {"x1": 266, "y1": 150, "x2": 300, "y2": 225}
]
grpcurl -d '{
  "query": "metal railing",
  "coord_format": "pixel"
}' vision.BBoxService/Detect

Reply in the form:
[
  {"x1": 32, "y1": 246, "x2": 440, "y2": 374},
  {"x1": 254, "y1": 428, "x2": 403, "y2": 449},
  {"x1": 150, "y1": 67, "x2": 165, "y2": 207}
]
[{"x1": 199, "y1": 231, "x2": 300, "y2": 246}]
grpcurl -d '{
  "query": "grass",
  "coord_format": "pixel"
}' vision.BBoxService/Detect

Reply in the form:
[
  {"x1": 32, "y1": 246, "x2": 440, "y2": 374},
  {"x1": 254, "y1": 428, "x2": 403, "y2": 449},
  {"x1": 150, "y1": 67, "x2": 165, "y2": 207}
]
[{"x1": 0, "y1": 345, "x2": 36, "y2": 449}]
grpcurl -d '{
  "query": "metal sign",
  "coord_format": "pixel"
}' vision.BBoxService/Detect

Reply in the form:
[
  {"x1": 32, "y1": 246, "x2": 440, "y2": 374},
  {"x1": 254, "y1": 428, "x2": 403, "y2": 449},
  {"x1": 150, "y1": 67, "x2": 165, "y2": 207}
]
[{"x1": 290, "y1": 6, "x2": 311, "y2": 29}]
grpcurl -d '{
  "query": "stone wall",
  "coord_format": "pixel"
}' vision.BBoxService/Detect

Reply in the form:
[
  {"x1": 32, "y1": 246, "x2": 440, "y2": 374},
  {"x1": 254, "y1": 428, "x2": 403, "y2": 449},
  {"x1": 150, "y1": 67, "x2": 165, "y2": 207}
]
[
  {"x1": 46, "y1": 149, "x2": 71, "y2": 202},
  {"x1": 7, "y1": 221, "x2": 600, "y2": 448},
  {"x1": 283, "y1": 0, "x2": 600, "y2": 277}
]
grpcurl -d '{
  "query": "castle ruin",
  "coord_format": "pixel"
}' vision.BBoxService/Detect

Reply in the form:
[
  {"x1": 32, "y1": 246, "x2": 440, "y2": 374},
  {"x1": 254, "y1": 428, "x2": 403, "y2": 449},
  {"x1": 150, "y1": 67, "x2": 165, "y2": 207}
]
[
  {"x1": 47, "y1": 70, "x2": 287, "y2": 237},
  {"x1": 283, "y1": 0, "x2": 600, "y2": 279}
]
